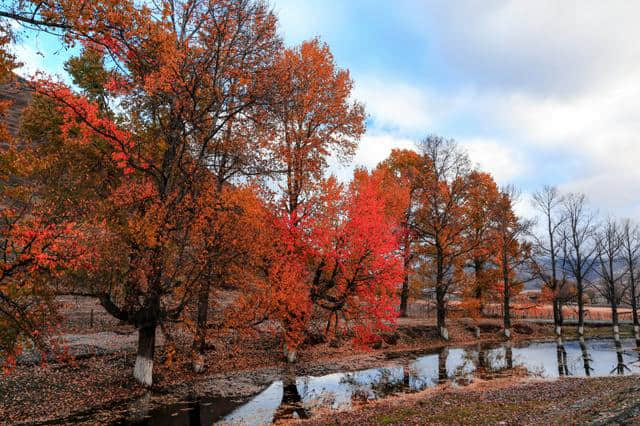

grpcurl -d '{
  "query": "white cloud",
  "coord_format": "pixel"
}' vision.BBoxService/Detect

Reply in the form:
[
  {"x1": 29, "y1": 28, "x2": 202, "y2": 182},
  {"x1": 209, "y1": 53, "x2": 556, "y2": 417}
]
[
  {"x1": 402, "y1": 1, "x2": 640, "y2": 95},
  {"x1": 353, "y1": 77, "x2": 440, "y2": 132},
  {"x1": 329, "y1": 133, "x2": 416, "y2": 182},
  {"x1": 11, "y1": 43, "x2": 46, "y2": 78},
  {"x1": 461, "y1": 138, "x2": 528, "y2": 184}
]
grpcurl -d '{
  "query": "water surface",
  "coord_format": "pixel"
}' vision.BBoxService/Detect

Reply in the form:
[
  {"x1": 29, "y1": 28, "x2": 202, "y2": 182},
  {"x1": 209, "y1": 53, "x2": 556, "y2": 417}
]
[{"x1": 119, "y1": 337, "x2": 640, "y2": 425}]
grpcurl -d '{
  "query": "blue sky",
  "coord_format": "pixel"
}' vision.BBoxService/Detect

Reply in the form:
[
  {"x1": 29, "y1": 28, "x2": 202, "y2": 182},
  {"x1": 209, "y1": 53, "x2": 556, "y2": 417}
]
[{"x1": 11, "y1": 1, "x2": 640, "y2": 219}]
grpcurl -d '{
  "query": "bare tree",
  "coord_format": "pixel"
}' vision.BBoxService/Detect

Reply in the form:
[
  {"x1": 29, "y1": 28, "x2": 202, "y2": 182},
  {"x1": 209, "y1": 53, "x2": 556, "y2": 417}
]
[
  {"x1": 595, "y1": 218, "x2": 626, "y2": 340},
  {"x1": 620, "y1": 219, "x2": 640, "y2": 339},
  {"x1": 531, "y1": 186, "x2": 566, "y2": 336},
  {"x1": 561, "y1": 193, "x2": 597, "y2": 336},
  {"x1": 412, "y1": 135, "x2": 474, "y2": 340}
]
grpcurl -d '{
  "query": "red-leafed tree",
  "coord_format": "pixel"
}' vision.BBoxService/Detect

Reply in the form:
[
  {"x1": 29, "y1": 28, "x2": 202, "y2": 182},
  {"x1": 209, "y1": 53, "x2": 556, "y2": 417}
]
[
  {"x1": 237, "y1": 175, "x2": 403, "y2": 361},
  {"x1": 0, "y1": 25, "x2": 87, "y2": 370}
]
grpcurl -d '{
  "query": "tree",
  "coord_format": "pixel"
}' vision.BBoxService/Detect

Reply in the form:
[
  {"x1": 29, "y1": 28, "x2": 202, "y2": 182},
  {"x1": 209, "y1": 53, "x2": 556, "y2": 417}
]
[
  {"x1": 188, "y1": 183, "x2": 274, "y2": 372},
  {"x1": 460, "y1": 171, "x2": 501, "y2": 320},
  {"x1": 531, "y1": 186, "x2": 566, "y2": 336},
  {"x1": 0, "y1": 25, "x2": 87, "y2": 369},
  {"x1": 493, "y1": 186, "x2": 532, "y2": 338},
  {"x1": 376, "y1": 149, "x2": 422, "y2": 317},
  {"x1": 248, "y1": 37, "x2": 367, "y2": 359},
  {"x1": 234, "y1": 175, "x2": 403, "y2": 360},
  {"x1": 620, "y1": 219, "x2": 640, "y2": 339},
  {"x1": 560, "y1": 192, "x2": 597, "y2": 336},
  {"x1": 2, "y1": 0, "x2": 281, "y2": 386},
  {"x1": 266, "y1": 38, "x2": 365, "y2": 218},
  {"x1": 412, "y1": 135, "x2": 474, "y2": 340},
  {"x1": 595, "y1": 218, "x2": 626, "y2": 341}
]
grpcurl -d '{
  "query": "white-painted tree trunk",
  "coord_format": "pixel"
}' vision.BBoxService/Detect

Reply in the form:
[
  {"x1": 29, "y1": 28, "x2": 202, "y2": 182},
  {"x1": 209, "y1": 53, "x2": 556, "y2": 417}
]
[
  {"x1": 613, "y1": 325, "x2": 620, "y2": 341},
  {"x1": 578, "y1": 325, "x2": 584, "y2": 336},
  {"x1": 440, "y1": 327, "x2": 449, "y2": 341},
  {"x1": 503, "y1": 328, "x2": 511, "y2": 339},
  {"x1": 634, "y1": 325, "x2": 640, "y2": 340},
  {"x1": 133, "y1": 325, "x2": 156, "y2": 387},
  {"x1": 283, "y1": 343, "x2": 298, "y2": 363},
  {"x1": 555, "y1": 325, "x2": 562, "y2": 337},
  {"x1": 134, "y1": 355, "x2": 153, "y2": 387},
  {"x1": 192, "y1": 351, "x2": 205, "y2": 373}
]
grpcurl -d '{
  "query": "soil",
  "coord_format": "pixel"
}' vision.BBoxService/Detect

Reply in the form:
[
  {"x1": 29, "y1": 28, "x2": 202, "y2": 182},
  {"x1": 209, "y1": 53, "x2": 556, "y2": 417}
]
[{"x1": 294, "y1": 376, "x2": 640, "y2": 425}]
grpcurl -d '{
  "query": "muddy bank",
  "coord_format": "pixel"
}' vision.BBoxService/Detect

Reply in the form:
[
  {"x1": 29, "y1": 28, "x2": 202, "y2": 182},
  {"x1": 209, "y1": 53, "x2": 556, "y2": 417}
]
[{"x1": 297, "y1": 375, "x2": 640, "y2": 425}]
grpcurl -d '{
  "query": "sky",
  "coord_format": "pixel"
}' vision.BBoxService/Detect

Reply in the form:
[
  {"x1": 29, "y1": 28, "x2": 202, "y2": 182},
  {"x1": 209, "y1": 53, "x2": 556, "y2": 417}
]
[{"x1": 10, "y1": 1, "x2": 640, "y2": 220}]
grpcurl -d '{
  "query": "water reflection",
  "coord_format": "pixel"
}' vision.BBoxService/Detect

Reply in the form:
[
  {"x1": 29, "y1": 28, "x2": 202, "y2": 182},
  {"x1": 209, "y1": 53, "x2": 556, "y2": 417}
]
[
  {"x1": 119, "y1": 338, "x2": 640, "y2": 426},
  {"x1": 556, "y1": 340, "x2": 569, "y2": 376},
  {"x1": 579, "y1": 338, "x2": 593, "y2": 377},
  {"x1": 611, "y1": 338, "x2": 630, "y2": 375}
]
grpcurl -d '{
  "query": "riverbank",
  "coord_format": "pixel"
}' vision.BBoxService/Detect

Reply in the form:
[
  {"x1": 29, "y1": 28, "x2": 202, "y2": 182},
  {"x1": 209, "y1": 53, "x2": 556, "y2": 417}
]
[
  {"x1": 297, "y1": 375, "x2": 640, "y2": 425},
  {"x1": 1, "y1": 296, "x2": 638, "y2": 424}
]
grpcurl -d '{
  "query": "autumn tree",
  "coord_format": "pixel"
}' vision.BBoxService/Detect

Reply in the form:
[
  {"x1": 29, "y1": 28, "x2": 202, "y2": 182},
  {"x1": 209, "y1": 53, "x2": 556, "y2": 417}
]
[
  {"x1": 0, "y1": 25, "x2": 88, "y2": 369},
  {"x1": 235, "y1": 175, "x2": 403, "y2": 361},
  {"x1": 560, "y1": 192, "x2": 597, "y2": 337},
  {"x1": 248, "y1": 37, "x2": 367, "y2": 359},
  {"x1": 412, "y1": 135, "x2": 474, "y2": 340},
  {"x1": 460, "y1": 171, "x2": 501, "y2": 321},
  {"x1": 531, "y1": 186, "x2": 566, "y2": 336},
  {"x1": 493, "y1": 186, "x2": 532, "y2": 338},
  {"x1": 620, "y1": 219, "x2": 640, "y2": 339},
  {"x1": 1, "y1": 0, "x2": 281, "y2": 386},
  {"x1": 375, "y1": 149, "x2": 422, "y2": 317},
  {"x1": 266, "y1": 38, "x2": 365, "y2": 218},
  {"x1": 187, "y1": 183, "x2": 275, "y2": 372}
]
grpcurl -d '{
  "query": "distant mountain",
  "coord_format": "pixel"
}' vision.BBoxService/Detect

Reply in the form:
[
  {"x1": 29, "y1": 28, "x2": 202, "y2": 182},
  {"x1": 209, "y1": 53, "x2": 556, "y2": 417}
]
[{"x1": 0, "y1": 76, "x2": 32, "y2": 143}]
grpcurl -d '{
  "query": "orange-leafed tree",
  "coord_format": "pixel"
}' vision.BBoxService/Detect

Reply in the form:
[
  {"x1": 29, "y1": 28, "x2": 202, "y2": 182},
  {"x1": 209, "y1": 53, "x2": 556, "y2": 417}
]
[
  {"x1": 1, "y1": 0, "x2": 281, "y2": 386},
  {"x1": 376, "y1": 149, "x2": 422, "y2": 317},
  {"x1": 412, "y1": 135, "x2": 475, "y2": 340},
  {"x1": 460, "y1": 171, "x2": 501, "y2": 320},
  {"x1": 493, "y1": 186, "x2": 532, "y2": 337},
  {"x1": 266, "y1": 38, "x2": 365, "y2": 218}
]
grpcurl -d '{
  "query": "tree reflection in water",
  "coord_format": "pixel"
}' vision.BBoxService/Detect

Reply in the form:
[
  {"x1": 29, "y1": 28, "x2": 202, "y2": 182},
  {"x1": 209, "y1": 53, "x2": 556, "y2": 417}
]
[
  {"x1": 556, "y1": 339, "x2": 569, "y2": 376},
  {"x1": 612, "y1": 338, "x2": 630, "y2": 375},
  {"x1": 579, "y1": 337, "x2": 593, "y2": 377}
]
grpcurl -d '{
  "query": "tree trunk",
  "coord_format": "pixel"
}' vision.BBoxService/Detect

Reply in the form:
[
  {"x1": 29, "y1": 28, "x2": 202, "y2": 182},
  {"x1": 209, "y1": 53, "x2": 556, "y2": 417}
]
[
  {"x1": 576, "y1": 278, "x2": 585, "y2": 336},
  {"x1": 630, "y1": 273, "x2": 639, "y2": 339},
  {"x1": 134, "y1": 324, "x2": 156, "y2": 387},
  {"x1": 399, "y1": 272, "x2": 409, "y2": 317},
  {"x1": 436, "y1": 286, "x2": 448, "y2": 340},
  {"x1": 552, "y1": 297, "x2": 562, "y2": 336},
  {"x1": 611, "y1": 291, "x2": 620, "y2": 340},
  {"x1": 436, "y1": 250, "x2": 448, "y2": 340},
  {"x1": 502, "y1": 257, "x2": 511, "y2": 338},
  {"x1": 192, "y1": 281, "x2": 210, "y2": 373},
  {"x1": 474, "y1": 259, "x2": 485, "y2": 313}
]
